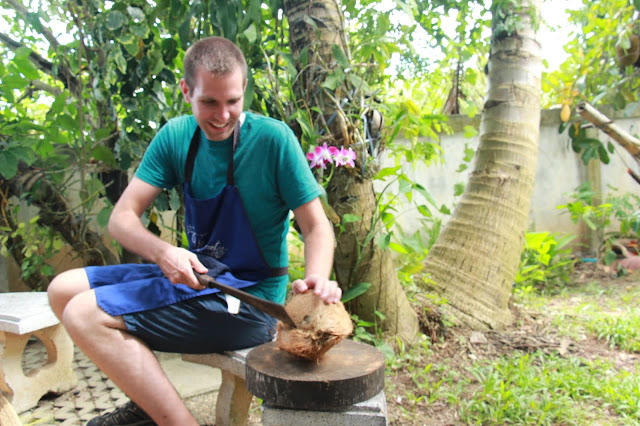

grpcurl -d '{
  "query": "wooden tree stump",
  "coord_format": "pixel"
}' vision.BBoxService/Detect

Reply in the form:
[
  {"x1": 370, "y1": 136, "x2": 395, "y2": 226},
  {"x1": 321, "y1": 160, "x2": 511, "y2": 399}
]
[{"x1": 246, "y1": 339, "x2": 384, "y2": 410}]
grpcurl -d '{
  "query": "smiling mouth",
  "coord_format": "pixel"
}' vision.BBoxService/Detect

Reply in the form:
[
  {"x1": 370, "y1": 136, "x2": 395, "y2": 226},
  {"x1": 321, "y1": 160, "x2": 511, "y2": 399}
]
[{"x1": 210, "y1": 122, "x2": 228, "y2": 129}]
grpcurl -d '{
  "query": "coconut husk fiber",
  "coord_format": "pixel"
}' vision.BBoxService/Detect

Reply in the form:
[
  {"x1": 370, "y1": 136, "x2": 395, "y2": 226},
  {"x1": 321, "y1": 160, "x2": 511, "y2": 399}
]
[{"x1": 276, "y1": 291, "x2": 353, "y2": 361}]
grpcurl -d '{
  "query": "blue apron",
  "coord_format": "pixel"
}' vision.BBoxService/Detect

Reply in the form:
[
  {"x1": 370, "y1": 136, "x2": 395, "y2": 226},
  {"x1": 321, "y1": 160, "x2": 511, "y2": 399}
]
[{"x1": 91, "y1": 120, "x2": 287, "y2": 316}]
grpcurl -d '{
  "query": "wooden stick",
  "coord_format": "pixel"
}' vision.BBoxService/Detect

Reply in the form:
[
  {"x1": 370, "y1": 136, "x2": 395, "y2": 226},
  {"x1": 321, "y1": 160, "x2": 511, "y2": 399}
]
[
  {"x1": 628, "y1": 168, "x2": 640, "y2": 185},
  {"x1": 576, "y1": 102, "x2": 640, "y2": 161}
]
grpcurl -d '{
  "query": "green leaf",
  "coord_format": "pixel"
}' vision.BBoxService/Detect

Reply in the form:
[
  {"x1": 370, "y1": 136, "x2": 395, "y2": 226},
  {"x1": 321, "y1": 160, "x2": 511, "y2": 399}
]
[
  {"x1": 130, "y1": 24, "x2": 149, "y2": 38},
  {"x1": 463, "y1": 125, "x2": 478, "y2": 138},
  {"x1": 598, "y1": 145, "x2": 610, "y2": 164},
  {"x1": 155, "y1": 191, "x2": 169, "y2": 211},
  {"x1": 398, "y1": 178, "x2": 412, "y2": 194},
  {"x1": 143, "y1": 103, "x2": 159, "y2": 122},
  {"x1": 348, "y1": 73, "x2": 369, "y2": 92},
  {"x1": 97, "y1": 206, "x2": 113, "y2": 227},
  {"x1": 416, "y1": 204, "x2": 431, "y2": 217},
  {"x1": 299, "y1": 46, "x2": 309, "y2": 68},
  {"x1": 376, "y1": 232, "x2": 391, "y2": 249},
  {"x1": 388, "y1": 242, "x2": 408, "y2": 254},
  {"x1": 242, "y1": 24, "x2": 258, "y2": 43},
  {"x1": 0, "y1": 150, "x2": 18, "y2": 180},
  {"x1": 109, "y1": 47, "x2": 127, "y2": 74},
  {"x1": 169, "y1": 188, "x2": 181, "y2": 210},
  {"x1": 322, "y1": 69, "x2": 345, "y2": 91},
  {"x1": 635, "y1": 0, "x2": 640, "y2": 11},
  {"x1": 118, "y1": 33, "x2": 139, "y2": 56},
  {"x1": 120, "y1": 152, "x2": 132, "y2": 170},
  {"x1": 106, "y1": 11, "x2": 126, "y2": 30},
  {"x1": 413, "y1": 183, "x2": 438, "y2": 207},
  {"x1": 603, "y1": 249, "x2": 617, "y2": 265},
  {"x1": 439, "y1": 204, "x2": 451, "y2": 215},
  {"x1": 331, "y1": 44, "x2": 349, "y2": 69},
  {"x1": 463, "y1": 145, "x2": 475, "y2": 162},
  {"x1": 13, "y1": 47, "x2": 32, "y2": 59},
  {"x1": 303, "y1": 15, "x2": 318, "y2": 30},
  {"x1": 13, "y1": 57, "x2": 40, "y2": 80},
  {"x1": 148, "y1": 49, "x2": 164, "y2": 75},
  {"x1": 341, "y1": 282, "x2": 371, "y2": 303},
  {"x1": 90, "y1": 145, "x2": 116, "y2": 166},
  {"x1": 374, "y1": 166, "x2": 401, "y2": 180},
  {"x1": 3, "y1": 73, "x2": 27, "y2": 91},
  {"x1": 127, "y1": 6, "x2": 145, "y2": 21},
  {"x1": 50, "y1": 93, "x2": 67, "y2": 115},
  {"x1": 56, "y1": 114, "x2": 78, "y2": 131},
  {"x1": 342, "y1": 213, "x2": 361, "y2": 224}
]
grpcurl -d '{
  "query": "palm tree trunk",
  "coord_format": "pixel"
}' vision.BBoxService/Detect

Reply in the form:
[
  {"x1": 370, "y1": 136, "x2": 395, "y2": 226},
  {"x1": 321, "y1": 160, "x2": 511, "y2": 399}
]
[{"x1": 424, "y1": 0, "x2": 542, "y2": 329}]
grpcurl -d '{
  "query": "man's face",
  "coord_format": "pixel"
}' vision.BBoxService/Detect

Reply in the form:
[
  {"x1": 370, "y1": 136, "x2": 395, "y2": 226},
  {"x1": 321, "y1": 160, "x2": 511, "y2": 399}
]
[{"x1": 180, "y1": 66, "x2": 246, "y2": 141}]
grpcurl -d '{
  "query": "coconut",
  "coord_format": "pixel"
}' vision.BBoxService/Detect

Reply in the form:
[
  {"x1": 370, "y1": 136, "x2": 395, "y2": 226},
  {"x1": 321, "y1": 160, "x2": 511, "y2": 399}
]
[{"x1": 276, "y1": 291, "x2": 353, "y2": 361}]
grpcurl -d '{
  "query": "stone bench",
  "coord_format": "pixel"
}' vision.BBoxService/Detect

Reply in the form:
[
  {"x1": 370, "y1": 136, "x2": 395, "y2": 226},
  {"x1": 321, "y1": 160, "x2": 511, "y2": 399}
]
[
  {"x1": 0, "y1": 292, "x2": 78, "y2": 414},
  {"x1": 183, "y1": 348, "x2": 254, "y2": 426},
  {"x1": 182, "y1": 341, "x2": 388, "y2": 426}
]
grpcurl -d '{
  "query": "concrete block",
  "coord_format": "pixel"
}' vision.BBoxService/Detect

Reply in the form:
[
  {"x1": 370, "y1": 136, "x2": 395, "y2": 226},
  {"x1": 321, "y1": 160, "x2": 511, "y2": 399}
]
[{"x1": 261, "y1": 390, "x2": 388, "y2": 426}]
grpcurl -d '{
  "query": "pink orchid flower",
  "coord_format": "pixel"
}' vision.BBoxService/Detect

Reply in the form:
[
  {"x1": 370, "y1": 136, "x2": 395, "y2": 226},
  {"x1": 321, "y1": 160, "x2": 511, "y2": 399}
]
[
  {"x1": 333, "y1": 147, "x2": 356, "y2": 168},
  {"x1": 307, "y1": 143, "x2": 339, "y2": 169}
]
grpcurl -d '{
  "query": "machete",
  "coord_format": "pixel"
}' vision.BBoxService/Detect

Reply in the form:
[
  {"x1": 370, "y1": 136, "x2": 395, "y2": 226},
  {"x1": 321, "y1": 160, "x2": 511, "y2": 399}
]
[{"x1": 194, "y1": 271, "x2": 297, "y2": 329}]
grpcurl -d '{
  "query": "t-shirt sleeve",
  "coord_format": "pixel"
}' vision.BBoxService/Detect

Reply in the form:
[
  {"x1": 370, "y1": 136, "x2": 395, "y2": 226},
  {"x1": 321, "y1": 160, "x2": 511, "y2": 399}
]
[
  {"x1": 275, "y1": 123, "x2": 323, "y2": 211},
  {"x1": 134, "y1": 121, "x2": 182, "y2": 189}
]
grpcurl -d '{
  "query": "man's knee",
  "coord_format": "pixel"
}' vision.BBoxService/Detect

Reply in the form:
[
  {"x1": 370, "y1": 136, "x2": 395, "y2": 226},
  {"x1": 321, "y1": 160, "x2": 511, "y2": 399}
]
[
  {"x1": 48, "y1": 268, "x2": 90, "y2": 320},
  {"x1": 62, "y1": 290, "x2": 126, "y2": 338}
]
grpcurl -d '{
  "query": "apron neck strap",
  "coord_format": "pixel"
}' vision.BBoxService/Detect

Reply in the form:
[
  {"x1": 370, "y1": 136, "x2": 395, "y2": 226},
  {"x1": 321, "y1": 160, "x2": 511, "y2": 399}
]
[
  {"x1": 227, "y1": 120, "x2": 241, "y2": 185},
  {"x1": 185, "y1": 120, "x2": 242, "y2": 186}
]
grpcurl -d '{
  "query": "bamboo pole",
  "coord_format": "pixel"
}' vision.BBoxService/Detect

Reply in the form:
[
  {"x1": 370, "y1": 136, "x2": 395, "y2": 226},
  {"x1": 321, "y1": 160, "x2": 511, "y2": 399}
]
[{"x1": 576, "y1": 102, "x2": 640, "y2": 162}]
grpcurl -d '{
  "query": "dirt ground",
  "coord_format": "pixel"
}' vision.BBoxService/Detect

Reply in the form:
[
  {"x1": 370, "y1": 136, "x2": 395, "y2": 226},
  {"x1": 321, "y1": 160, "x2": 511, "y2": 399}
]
[{"x1": 383, "y1": 262, "x2": 640, "y2": 425}]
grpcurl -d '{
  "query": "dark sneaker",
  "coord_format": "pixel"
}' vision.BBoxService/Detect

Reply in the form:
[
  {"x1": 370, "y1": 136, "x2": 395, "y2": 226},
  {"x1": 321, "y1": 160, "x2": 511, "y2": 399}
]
[{"x1": 86, "y1": 400, "x2": 155, "y2": 426}]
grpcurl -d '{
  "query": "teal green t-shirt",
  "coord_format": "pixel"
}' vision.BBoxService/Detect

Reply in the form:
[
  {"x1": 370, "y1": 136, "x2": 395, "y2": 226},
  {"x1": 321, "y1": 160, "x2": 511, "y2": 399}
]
[{"x1": 135, "y1": 112, "x2": 322, "y2": 303}]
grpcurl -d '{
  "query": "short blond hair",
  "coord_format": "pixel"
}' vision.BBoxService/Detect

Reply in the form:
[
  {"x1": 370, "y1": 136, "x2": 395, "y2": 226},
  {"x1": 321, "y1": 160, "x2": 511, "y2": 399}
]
[{"x1": 183, "y1": 37, "x2": 247, "y2": 90}]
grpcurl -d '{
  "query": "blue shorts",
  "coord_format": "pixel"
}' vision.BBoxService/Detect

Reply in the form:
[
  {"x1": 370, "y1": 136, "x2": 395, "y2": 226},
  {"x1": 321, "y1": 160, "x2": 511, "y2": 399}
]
[
  {"x1": 122, "y1": 293, "x2": 277, "y2": 354},
  {"x1": 86, "y1": 264, "x2": 276, "y2": 354}
]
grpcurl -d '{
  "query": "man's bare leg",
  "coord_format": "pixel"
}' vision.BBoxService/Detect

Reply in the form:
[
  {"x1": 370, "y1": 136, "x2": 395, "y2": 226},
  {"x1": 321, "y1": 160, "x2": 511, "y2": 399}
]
[{"x1": 48, "y1": 270, "x2": 197, "y2": 425}]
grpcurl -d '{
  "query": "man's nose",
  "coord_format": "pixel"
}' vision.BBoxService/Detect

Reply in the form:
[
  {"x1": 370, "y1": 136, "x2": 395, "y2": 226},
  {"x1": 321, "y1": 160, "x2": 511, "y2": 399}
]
[{"x1": 215, "y1": 106, "x2": 230, "y2": 121}]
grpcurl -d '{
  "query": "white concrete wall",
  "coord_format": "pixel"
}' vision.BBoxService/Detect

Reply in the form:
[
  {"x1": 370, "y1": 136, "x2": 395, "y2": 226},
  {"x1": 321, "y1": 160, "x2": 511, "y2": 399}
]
[{"x1": 375, "y1": 106, "x2": 640, "y2": 249}]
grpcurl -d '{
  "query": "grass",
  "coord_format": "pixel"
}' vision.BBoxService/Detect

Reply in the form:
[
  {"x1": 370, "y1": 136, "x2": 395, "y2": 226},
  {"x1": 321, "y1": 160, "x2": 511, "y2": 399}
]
[
  {"x1": 384, "y1": 269, "x2": 640, "y2": 425},
  {"x1": 460, "y1": 353, "x2": 640, "y2": 425}
]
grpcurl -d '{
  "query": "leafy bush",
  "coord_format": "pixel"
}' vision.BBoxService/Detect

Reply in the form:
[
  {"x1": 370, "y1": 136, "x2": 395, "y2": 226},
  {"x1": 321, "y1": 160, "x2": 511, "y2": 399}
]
[
  {"x1": 558, "y1": 183, "x2": 640, "y2": 263},
  {"x1": 515, "y1": 231, "x2": 577, "y2": 292}
]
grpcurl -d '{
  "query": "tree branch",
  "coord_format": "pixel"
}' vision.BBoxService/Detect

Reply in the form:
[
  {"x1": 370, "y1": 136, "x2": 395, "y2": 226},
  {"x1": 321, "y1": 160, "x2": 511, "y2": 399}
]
[
  {"x1": 576, "y1": 102, "x2": 640, "y2": 162},
  {"x1": 0, "y1": 33, "x2": 81, "y2": 95},
  {"x1": 3, "y1": 0, "x2": 60, "y2": 50}
]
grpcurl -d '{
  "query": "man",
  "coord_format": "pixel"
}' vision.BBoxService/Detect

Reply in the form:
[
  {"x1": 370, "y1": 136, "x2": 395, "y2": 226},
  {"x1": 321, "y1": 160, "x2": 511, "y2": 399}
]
[{"x1": 47, "y1": 36, "x2": 340, "y2": 425}]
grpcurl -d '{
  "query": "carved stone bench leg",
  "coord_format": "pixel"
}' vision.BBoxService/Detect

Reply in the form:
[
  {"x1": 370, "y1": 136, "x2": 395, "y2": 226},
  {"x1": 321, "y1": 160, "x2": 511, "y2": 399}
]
[
  {"x1": 182, "y1": 350, "x2": 253, "y2": 426},
  {"x1": 217, "y1": 371, "x2": 252, "y2": 426},
  {"x1": 0, "y1": 324, "x2": 77, "y2": 413}
]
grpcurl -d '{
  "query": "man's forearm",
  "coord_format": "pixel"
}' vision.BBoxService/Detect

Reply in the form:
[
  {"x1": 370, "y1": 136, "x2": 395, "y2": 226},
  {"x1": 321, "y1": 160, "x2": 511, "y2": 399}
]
[{"x1": 303, "y1": 220, "x2": 335, "y2": 279}]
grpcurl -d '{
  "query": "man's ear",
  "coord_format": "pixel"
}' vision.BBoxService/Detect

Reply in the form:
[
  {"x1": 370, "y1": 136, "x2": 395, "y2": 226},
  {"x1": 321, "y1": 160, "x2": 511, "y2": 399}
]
[{"x1": 179, "y1": 79, "x2": 191, "y2": 102}]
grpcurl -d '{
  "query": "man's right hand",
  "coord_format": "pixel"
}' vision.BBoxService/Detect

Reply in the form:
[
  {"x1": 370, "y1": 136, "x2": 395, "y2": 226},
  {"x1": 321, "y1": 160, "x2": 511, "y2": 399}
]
[{"x1": 157, "y1": 246, "x2": 208, "y2": 290}]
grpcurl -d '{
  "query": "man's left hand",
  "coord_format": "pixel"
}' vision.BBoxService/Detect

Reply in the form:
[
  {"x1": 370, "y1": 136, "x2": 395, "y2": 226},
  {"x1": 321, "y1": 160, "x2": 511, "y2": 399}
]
[{"x1": 292, "y1": 276, "x2": 342, "y2": 304}]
